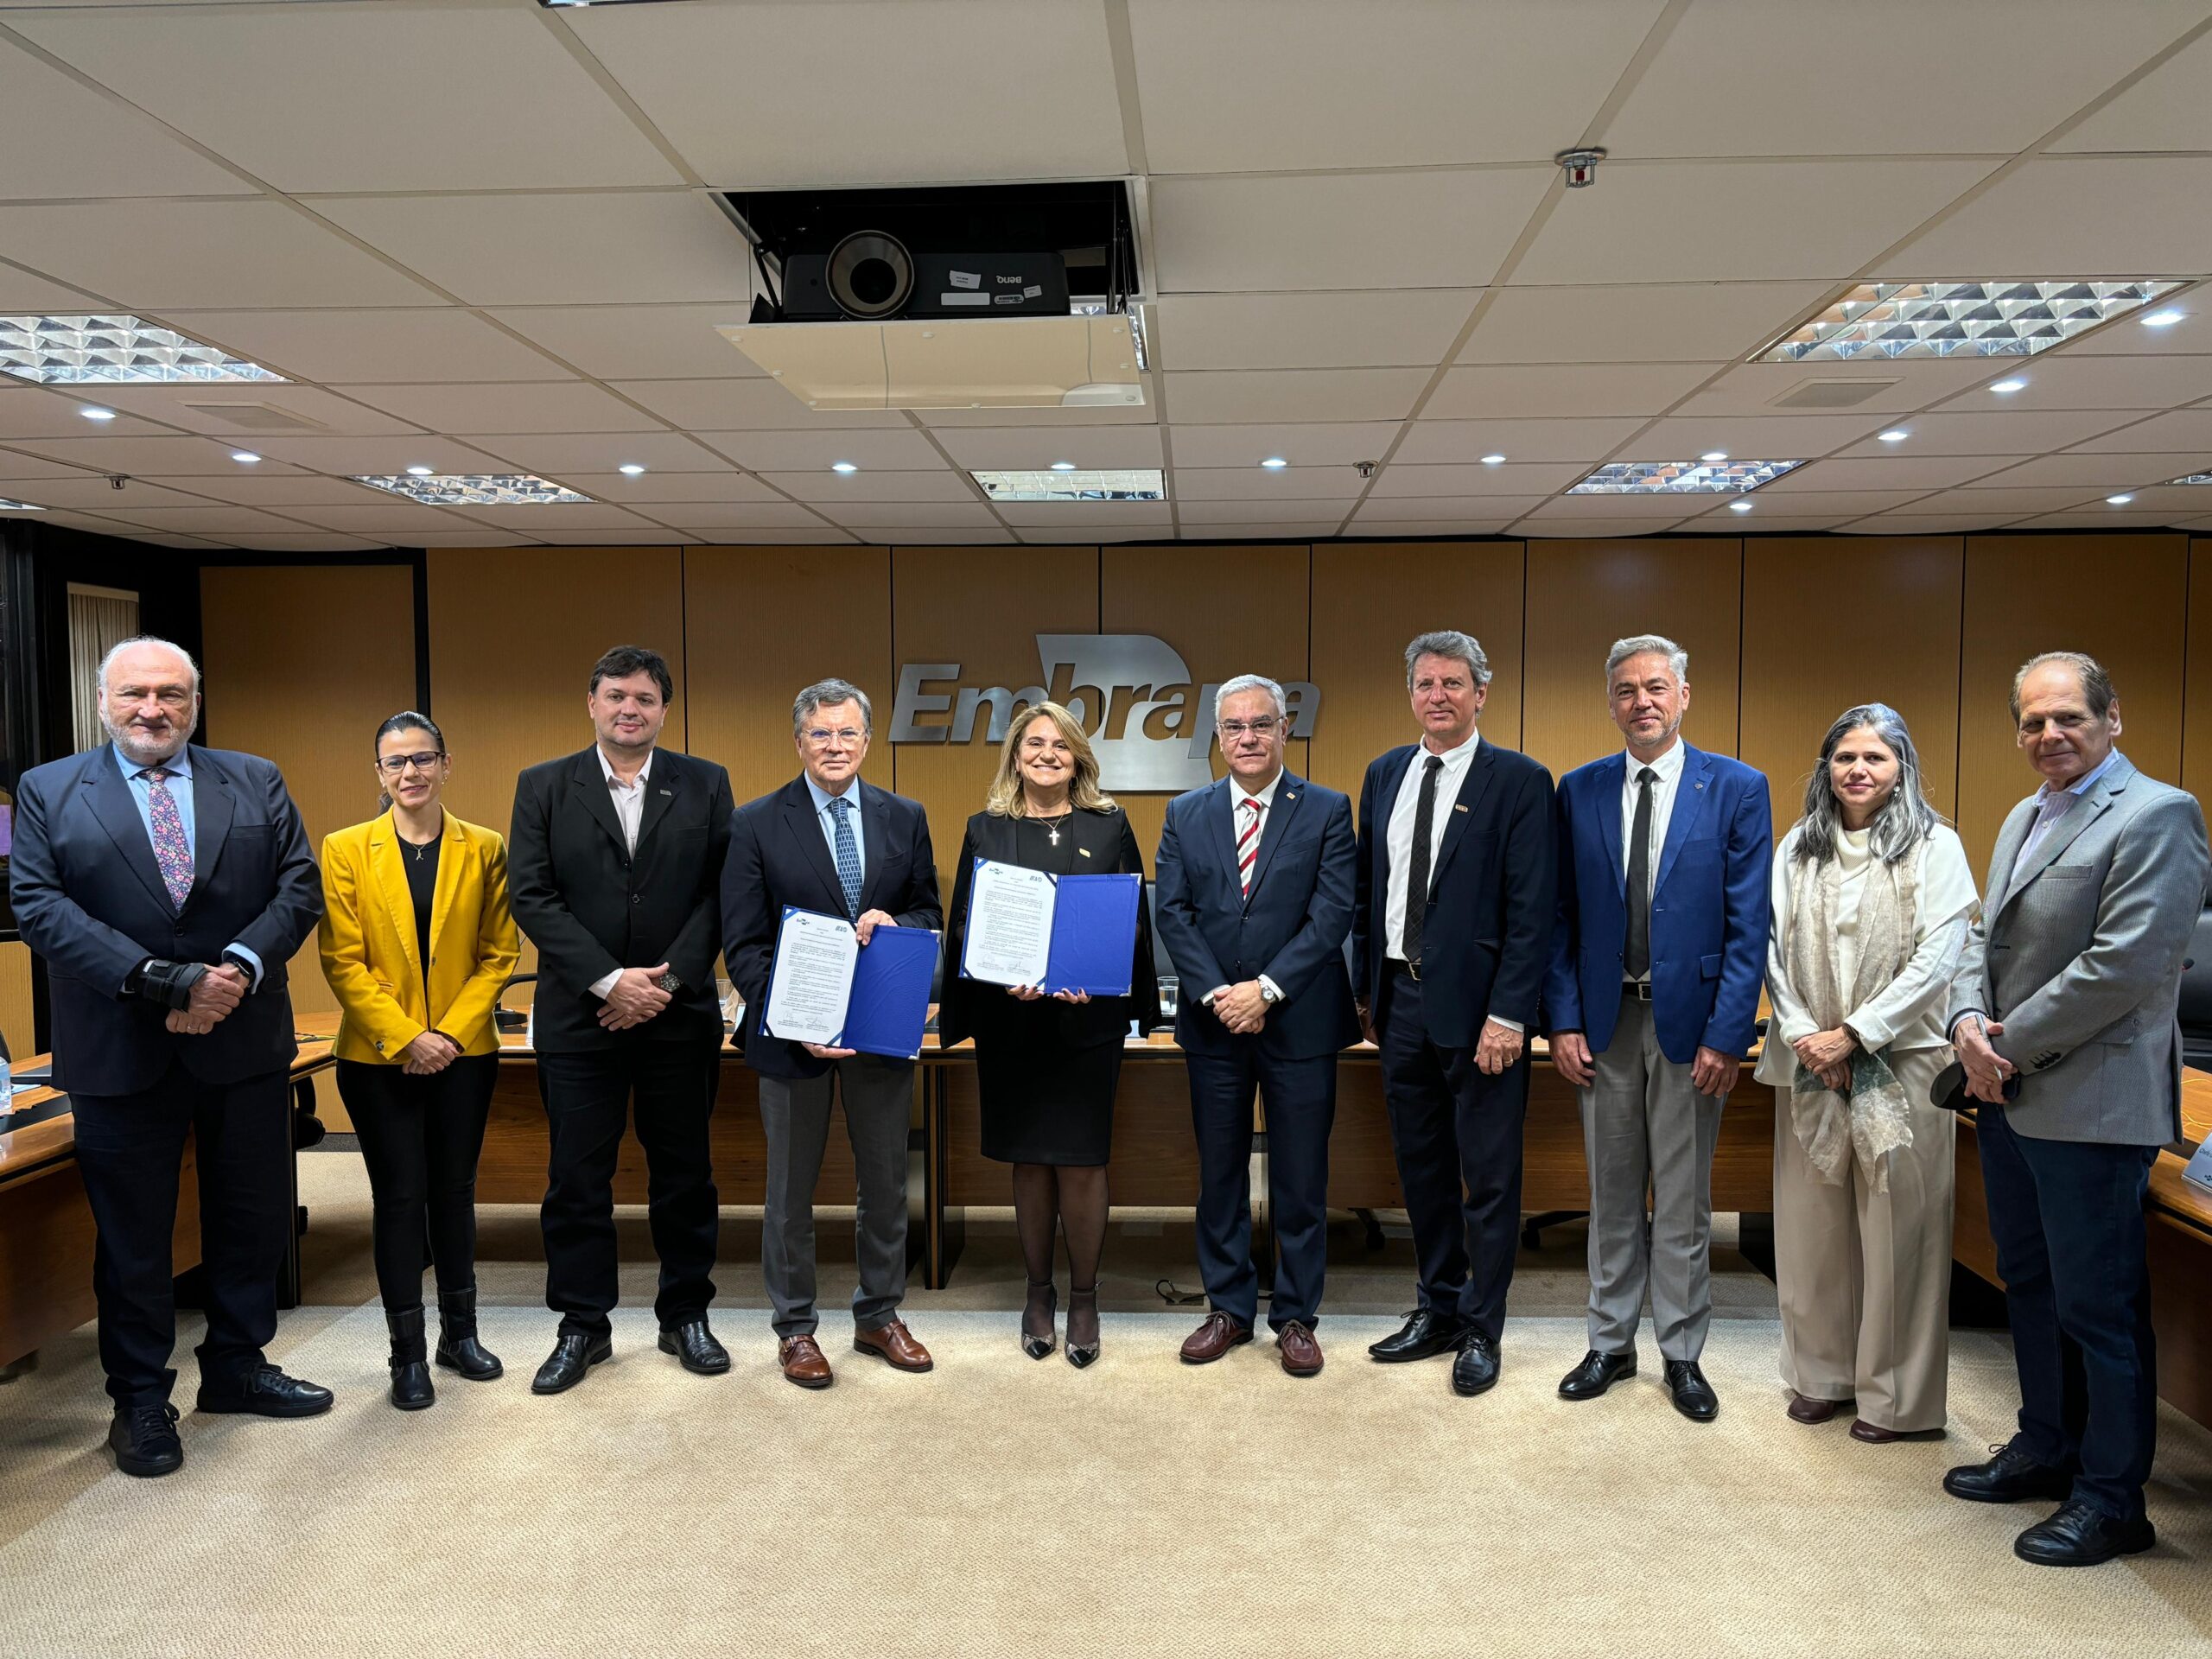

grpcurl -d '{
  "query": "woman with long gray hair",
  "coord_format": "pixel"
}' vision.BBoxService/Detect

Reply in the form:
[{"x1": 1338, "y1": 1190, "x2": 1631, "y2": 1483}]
[{"x1": 1754, "y1": 702, "x2": 1979, "y2": 1441}]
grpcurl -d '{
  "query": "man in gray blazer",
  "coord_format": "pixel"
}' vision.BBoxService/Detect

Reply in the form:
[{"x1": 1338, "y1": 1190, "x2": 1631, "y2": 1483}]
[{"x1": 1943, "y1": 650, "x2": 2209, "y2": 1568}]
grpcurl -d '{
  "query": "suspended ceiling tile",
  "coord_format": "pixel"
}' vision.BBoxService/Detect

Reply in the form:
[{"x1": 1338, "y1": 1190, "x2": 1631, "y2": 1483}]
[
  {"x1": 1971, "y1": 452, "x2": 2212, "y2": 488},
  {"x1": 1458, "y1": 282, "x2": 1835, "y2": 365},
  {"x1": 1168, "y1": 422, "x2": 1402, "y2": 469},
  {"x1": 2067, "y1": 409, "x2": 2212, "y2": 452},
  {"x1": 1762, "y1": 454, "x2": 2026, "y2": 491},
  {"x1": 1168, "y1": 467, "x2": 1366, "y2": 501},
  {"x1": 1366, "y1": 461, "x2": 1589, "y2": 497},
  {"x1": 926, "y1": 424, "x2": 1163, "y2": 472},
  {"x1": 336, "y1": 380, "x2": 661, "y2": 435},
  {"x1": 704, "y1": 427, "x2": 946, "y2": 472},
  {"x1": 1879, "y1": 156, "x2": 2212, "y2": 280},
  {"x1": 1164, "y1": 368, "x2": 1433, "y2": 425},
  {"x1": 162, "y1": 308, "x2": 573, "y2": 385},
  {"x1": 85, "y1": 384, "x2": 424, "y2": 438},
  {"x1": 758, "y1": 468, "x2": 980, "y2": 504},
  {"x1": 226, "y1": 433, "x2": 509, "y2": 473},
  {"x1": 1928, "y1": 352, "x2": 2212, "y2": 412},
  {"x1": 455, "y1": 431, "x2": 729, "y2": 476},
  {"x1": 1669, "y1": 359, "x2": 2001, "y2": 419},
  {"x1": 813, "y1": 501, "x2": 1007, "y2": 529},
  {"x1": 1832, "y1": 409, "x2": 2140, "y2": 456},
  {"x1": 1391, "y1": 416, "x2": 1647, "y2": 465},
  {"x1": 1624, "y1": 412, "x2": 1894, "y2": 459},
  {"x1": 1425, "y1": 362, "x2": 1719, "y2": 420},
  {"x1": 0, "y1": 42, "x2": 253, "y2": 198},
  {"x1": 487, "y1": 304, "x2": 766, "y2": 381},
  {"x1": 1152, "y1": 290, "x2": 1480, "y2": 372},
  {"x1": 547, "y1": 472, "x2": 781, "y2": 506},
  {"x1": 612, "y1": 379, "x2": 908, "y2": 431},
  {"x1": 3, "y1": 432, "x2": 314, "y2": 474},
  {"x1": 1351, "y1": 494, "x2": 1551, "y2": 523}
]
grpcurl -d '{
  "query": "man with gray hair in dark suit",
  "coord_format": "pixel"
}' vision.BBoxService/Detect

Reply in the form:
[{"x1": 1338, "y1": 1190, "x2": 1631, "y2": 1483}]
[{"x1": 1943, "y1": 650, "x2": 2209, "y2": 1567}]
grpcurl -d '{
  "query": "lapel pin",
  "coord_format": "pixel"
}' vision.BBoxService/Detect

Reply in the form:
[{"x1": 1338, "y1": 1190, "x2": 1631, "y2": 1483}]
[
  {"x1": 1078, "y1": 848, "x2": 1092, "y2": 858},
  {"x1": 1285, "y1": 790, "x2": 1297, "y2": 799},
  {"x1": 658, "y1": 788, "x2": 672, "y2": 796},
  {"x1": 1453, "y1": 803, "x2": 1469, "y2": 813}
]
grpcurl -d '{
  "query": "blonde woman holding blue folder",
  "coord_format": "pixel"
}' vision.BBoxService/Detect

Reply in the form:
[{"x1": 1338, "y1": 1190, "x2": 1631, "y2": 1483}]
[{"x1": 939, "y1": 701, "x2": 1157, "y2": 1366}]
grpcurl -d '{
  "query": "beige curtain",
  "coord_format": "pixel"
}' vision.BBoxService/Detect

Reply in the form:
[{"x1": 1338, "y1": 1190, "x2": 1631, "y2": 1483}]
[{"x1": 68, "y1": 585, "x2": 140, "y2": 753}]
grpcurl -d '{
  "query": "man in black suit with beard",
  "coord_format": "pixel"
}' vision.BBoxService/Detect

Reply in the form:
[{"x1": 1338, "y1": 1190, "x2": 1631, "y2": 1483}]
[{"x1": 508, "y1": 644, "x2": 736, "y2": 1395}]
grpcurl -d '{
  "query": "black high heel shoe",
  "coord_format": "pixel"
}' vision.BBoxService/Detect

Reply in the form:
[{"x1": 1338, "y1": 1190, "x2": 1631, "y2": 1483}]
[
  {"x1": 1065, "y1": 1286, "x2": 1099, "y2": 1369},
  {"x1": 1020, "y1": 1280, "x2": 1058, "y2": 1360}
]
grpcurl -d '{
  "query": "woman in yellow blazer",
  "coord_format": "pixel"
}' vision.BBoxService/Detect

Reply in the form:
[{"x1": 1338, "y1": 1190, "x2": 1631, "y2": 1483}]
[{"x1": 319, "y1": 712, "x2": 519, "y2": 1409}]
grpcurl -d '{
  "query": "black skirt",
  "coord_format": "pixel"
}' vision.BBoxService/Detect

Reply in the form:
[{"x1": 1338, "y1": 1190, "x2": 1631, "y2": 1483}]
[{"x1": 973, "y1": 999, "x2": 1125, "y2": 1166}]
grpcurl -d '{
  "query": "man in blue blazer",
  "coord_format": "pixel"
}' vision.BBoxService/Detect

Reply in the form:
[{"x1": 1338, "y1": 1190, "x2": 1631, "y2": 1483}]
[
  {"x1": 723, "y1": 677, "x2": 942, "y2": 1389},
  {"x1": 10, "y1": 637, "x2": 327, "y2": 1478},
  {"x1": 1352, "y1": 631, "x2": 1557, "y2": 1399},
  {"x1": 1545, "y1": 634, "x2": 1770, "y2": 1422},
  {"x1": 1155, "y1": 675, "x2": 1358, "y2": 1376}
]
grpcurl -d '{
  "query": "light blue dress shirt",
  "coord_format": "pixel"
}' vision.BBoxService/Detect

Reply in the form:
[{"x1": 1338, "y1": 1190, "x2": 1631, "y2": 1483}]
[
  {"x1": 804, "y1": 772, "x2": 865, "y2": 885},
  {"x1": 2011, "y1": 747, "x2": 2124, "y2": 886},
  {"x1": 109, "y1": 742, "x2": 264, "y2": 988}
]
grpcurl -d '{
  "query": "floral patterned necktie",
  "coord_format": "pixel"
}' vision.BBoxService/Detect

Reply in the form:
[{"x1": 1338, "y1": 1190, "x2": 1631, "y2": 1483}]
[{"x1": 141, "y1": 767, "x2": 194, "y2": 911}]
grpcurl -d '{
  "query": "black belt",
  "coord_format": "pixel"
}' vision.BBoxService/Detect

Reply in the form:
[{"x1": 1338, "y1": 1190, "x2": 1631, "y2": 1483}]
[
  {"x1": 1622, "y1": 980, "x2": 1655, "y2": 1002},
  {"x1": 1387, "y1": 957, "x2": 1421, "y2": 982}
]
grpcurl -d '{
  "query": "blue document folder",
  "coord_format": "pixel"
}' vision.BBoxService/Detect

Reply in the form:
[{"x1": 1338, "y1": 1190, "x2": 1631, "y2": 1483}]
[
  {"x1": 959, "y1": 861, "x2": 1140, "y2": 997},
  {"x1": 760, "y1": 907, "x2": 939, "y2": 1061}
]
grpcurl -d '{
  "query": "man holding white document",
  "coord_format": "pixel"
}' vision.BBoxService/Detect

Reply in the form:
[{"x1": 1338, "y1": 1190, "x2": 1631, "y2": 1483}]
[{"x1": 722, "y1": 677, "x2": 942, "y2": 1389}]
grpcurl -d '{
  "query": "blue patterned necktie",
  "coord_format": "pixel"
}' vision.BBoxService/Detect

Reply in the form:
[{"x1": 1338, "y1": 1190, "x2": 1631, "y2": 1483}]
[
  {"x1": 141, "y1": 767, "x2": 194, "y2": 911},
  {"x1": 828, "y1": 795, "x2": 862, "y2": 919}
]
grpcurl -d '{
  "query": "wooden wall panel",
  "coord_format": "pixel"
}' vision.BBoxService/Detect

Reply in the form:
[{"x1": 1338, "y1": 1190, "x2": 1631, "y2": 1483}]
[
  {"x1": 1739, "y1": 537, "x2": 1964, "y2": 839},
  {"x1": 1102, "y1": 544, "x2": 1310, "y2": 872},
  {"x1": 2185, "y1": 538, "x2": 2212, "y2": 817},
  {"x1": 200, "y1": 563, "x2": 417, "y2": 1015},
  {"x1": 887, "y1": 545, "x2": 1100, "y2": 893},
  {"x1": 0, "y1": 944, "x2": 32, "y2": 1059},
  {"x1": 1308, "y1": 541, "x2": 1525, "y2": 803},
  {"x1": 1521, "y1": 538, "x2": 1743, "y2": 780},
  {"x1": 1956, "y1": 535, "x2": 2188, "y2": 874},
  {"x1": 683, "y1": 546, "x2": 893, "y2": 809},
  {"x1": 427, "y1": 548, "x2": 685, "y2": 982}
]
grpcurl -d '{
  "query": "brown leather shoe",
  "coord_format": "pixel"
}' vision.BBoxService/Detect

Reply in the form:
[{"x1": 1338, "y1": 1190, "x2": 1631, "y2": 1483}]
[
  {"x1": 853, "y1": 1318, "x2": 933, "y2": 1373},
  {"x1": 778, "y1": 1334, "x2": 834, "y2": 1389},
  {"x1": 1276, "y1": 1320, "x2": 1323, "y2": 1377},
  {"x1": 1179, "y1": 1311, "x2": 1253, "y2": 1363},
  {"x1": 1787, "y1": 1391, "x2": 1846, "y2": 1424}
]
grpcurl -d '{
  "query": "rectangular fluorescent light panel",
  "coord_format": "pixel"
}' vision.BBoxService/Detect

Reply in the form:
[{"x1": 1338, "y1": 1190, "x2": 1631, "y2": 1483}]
[
  {"x1": 1568, "y1": 460, "x2": 1803, "y2": 495},
  {"x1": 0, "y1": 315, "x2": 286, "y2": 385},
  {"x1": 2171, "y1": 472, "x2": 2212, "y2": 486},
  {"x1": 0, "y1": 497, "x2": 46, "y2": 511},
  {"x1": 353, "y1": 474, "x2": 593, "y2": 505},
  {"x1": 971, "y1": 468, "x2": 1164, "y2": 502},
  {"x1": 1756, "y1": 282, "x2": 2178, "y2": 363}
]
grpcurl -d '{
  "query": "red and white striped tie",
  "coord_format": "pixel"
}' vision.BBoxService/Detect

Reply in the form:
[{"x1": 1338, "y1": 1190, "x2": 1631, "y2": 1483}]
[{"x1": 1236, "y1": 796, "x2": 1262, "y2": 897}]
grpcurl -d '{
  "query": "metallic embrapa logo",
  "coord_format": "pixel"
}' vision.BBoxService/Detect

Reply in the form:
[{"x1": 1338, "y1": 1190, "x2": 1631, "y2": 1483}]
[{"x1": 888, "y1": 634, "x2": 1320, "y2": 791}]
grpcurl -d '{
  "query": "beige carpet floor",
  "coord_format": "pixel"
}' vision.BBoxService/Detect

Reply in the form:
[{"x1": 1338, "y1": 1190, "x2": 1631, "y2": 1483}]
[{"x1": 1, "y1": 1152, "x2": 2207, "y2": 1658}]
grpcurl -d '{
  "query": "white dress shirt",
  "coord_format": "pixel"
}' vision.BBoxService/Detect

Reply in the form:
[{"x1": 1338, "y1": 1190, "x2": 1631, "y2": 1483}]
[
  {"x1": 1204, "y1": 771, "x2": 1285, "y2": 1006},
  {"x1": 1619, "y1": 736, "x2": 1688, "y2": 906},
  {"x1": 588, "y1": 749, "x2": 654, "y2": 1001},
  {"x1": 1384, "y1": 728, "x2": 1480, "y2": 962}
]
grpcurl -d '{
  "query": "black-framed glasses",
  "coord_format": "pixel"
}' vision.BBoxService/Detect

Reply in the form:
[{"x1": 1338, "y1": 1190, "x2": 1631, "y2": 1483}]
[{"x1": 375, "y1": 750, "x2": 446, "y2": 776}]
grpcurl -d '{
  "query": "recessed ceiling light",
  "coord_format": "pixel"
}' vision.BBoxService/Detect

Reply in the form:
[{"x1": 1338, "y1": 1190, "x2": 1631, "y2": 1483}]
[
  {"x1": 1050, "y1": 461, "x2": 1077, "y2": 472},
  {"x1": 2142, "y1": 308, "x2": 2188, "y2": 328},
  {"x1": 1260, "y1": 457, "x2": 1288, "y2": 469},
  {"x1": 1700, "y1": 450, "x2": 1728, "y2": 462},
  {"x1": 830, "y1": 461, "x2": 859, "y2": 474},
  {"x1": 1479, "y1": 454, "x2": 1507, "y2": 465},
  {"x1": 970, "y1": 467, "x2": 1165, "y2": 502},
  {"x1": 1753, "y1": 280, "x2": 2178, "y2": 362},
  {"x1": 0, "y1": 313, "x2": 287, "y2": 385},
  {"x1": 1989, "y1": 378, "x2": 2027, "y2": 393},
  {"x1": 354, "y1": 474, "x2": 594, "y2": 506},
  {"x1": 0, "y1": 497, "x2": 46, "y2": 512},
  {"x1": 618, "y1": 463, "x2": 646, "y2": 476},
  {"x1": 1728, "y1": 500, "x2": 1754, "y2": 513},
  {"x1": 1568, "y1": 459, "x2": 1804, "y2": 495},
  {"x1": 1877, "y1": 429, "x2": 1910, "y2": 442},
  {"x1": 80, "y1": 406, "x2": 116, "y2": 422},
  {"x1": 231, "y1": 451, "x2": 261, "y2": 464},
  {"x1": 2106, "y1": 493, "x2": 2134, "y2": 505}
]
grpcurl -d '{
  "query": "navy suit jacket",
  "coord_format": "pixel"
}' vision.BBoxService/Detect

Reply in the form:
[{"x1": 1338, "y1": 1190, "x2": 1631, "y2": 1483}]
[
  {"x1": 9, "y1": 743, "x2": 322, "y2": 1095},
  {"x1": 721, "y1": 774, "x2": 941, "y2": 1081},
  {"x1": 1351, "y1": 738, "x2": 1556, "y2": 1048},
  {"x1": 1154, "y1": 772, "x2": 1359, "y2": 1061},
  {"x1": 1543, "y1": 742, "x2": 1771, "y2": 1064}
]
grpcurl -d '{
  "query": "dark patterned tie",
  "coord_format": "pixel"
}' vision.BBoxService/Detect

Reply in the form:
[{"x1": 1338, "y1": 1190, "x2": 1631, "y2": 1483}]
[
  {"x1": 1403, "y1": 755, "x2": 1443, "y2": 969},
  {"x1": 829, "y1": 795, "x2": 862, "y2": 920},
  {"x1": 1624, "y1": 766, "x2": 1657, "y2": 979},
  {"x1": 142, "y1": 766, "x2": 194, "y2": 911}
]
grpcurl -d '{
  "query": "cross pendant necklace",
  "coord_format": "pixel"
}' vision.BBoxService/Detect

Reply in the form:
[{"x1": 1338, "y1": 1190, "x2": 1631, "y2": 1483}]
[{"x1": 1038, "y1": 810, "x2": 1072, "y2": 846}]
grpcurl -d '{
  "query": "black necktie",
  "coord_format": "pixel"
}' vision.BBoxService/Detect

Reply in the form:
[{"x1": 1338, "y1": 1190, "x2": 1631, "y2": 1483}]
[
  {"x1": 1403, "y1": 754, "x2": 1443, "y2": 968},
  {"x1": 1624, "y1": 766, "x2": 1657, "y2": 979}
]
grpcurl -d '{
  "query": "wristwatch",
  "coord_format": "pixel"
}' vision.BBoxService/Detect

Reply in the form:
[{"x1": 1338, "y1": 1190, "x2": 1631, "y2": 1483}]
[
  {"x1": 1259, "y1": 982, "x2": 1282, "y2": 1006},
  {"x1": 654, "y1": 969, "x2": 683, "y2": 995}
]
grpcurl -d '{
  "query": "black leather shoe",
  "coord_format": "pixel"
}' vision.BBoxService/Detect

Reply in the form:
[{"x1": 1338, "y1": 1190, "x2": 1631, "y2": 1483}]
[
  {"x1": 1664, "y1": 1359, "x2": 1719, "y2": 1421},
  {"x1": 1943, "y1": 1441, "x2": 2075, "y2": 1505},
  {"x1": 658, "y1": 1319, "x2": 731, "y2": 1376},
  {"x1": 1449, "y1": 1331, "x2": 1500, "y2": 1397},
  {"x1": 531, "y1": 1332, "x2": 613, "y2": 1395},
  {"x1": 1558, "y1": 1348, "x2": 1637, "y2": 1400},
  {"x1": 435, "y1": 1286, "x2": 503, "y2": 1382},
  {"x1": 2013, "y1": 1499, "x2": 2156, "y2": 1567},
  {"x1": 108, "y1": 1402, "x2": 182, "y2": 1478},
  {"x1": 1367, "y1": 1308, "x2": 1469, "y2": 1363},
  {"x1": 195, "y1": 1365, "x2": 333, "y2": 1418},
  {"x1": 386, "y1": 1306, "x2": 434, "y2": 1412}
]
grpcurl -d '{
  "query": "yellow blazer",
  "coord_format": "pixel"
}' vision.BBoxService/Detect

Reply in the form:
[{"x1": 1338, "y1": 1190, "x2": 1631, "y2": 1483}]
[{"x1": 317, "y1": 809, "x2": 522, "y2": 1065}]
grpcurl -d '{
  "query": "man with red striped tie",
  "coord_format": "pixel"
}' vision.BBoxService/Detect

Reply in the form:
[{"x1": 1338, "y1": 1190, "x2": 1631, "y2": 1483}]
[{"x1": 1154, "y1": 675, "x2": 1359, "y2": 1376}]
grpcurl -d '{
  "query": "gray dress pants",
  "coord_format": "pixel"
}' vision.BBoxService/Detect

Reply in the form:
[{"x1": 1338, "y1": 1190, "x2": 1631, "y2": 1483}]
[
  {"x1": 758, "y1": 1054, "x2": 913, "y2": 1339},
  {"x1": 1579, "y1": 993, "x2": 1725, "y2": 1363}
]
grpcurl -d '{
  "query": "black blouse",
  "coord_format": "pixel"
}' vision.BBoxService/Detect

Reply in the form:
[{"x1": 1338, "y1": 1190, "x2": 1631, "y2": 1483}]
[{"x1": 399, "y1": 828, "x2": 440, "y2": 976}]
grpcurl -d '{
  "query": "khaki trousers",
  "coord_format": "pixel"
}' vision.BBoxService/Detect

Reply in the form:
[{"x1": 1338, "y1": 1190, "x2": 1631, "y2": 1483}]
[{"x1": 1770, "y1": 1049, "x2": 1955, "y2": 1432}]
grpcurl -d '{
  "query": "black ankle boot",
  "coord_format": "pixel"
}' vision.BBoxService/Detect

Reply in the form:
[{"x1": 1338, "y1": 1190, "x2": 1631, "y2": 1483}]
[
  {"x1": 387, "y1": 1306, "x2": 435, "y2": 1410},
  {"x1": 434, "y1": 1286, "x2": 502, "y2": 1382}
]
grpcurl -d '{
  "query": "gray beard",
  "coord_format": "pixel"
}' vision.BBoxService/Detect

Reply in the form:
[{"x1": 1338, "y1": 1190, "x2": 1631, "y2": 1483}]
[{"x1": 104, "y1": 718, "x2": 194, "y2": 768}]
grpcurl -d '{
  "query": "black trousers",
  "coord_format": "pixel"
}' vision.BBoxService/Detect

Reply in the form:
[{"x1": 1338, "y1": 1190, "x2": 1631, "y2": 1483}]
[
  {"x1": 1979, "y1": 1103, "x2": 2162, "y2": 1521},
  {"x1": 1376, "y1": 967, "x2": 1529, "y2": 1344},
  {"x1": 536, "y1": 1039, "x2": 722, "y2": 1338},
  {"x1": 336, "y1": 1055, "x2": 497, "y2": 1313},
  {"x1": 1185, "y1": 1042, "x2": 1337, "y2": 1330},
  {"x1": 68, "y1": 1058, "x2": 292, "y2": 1409}
]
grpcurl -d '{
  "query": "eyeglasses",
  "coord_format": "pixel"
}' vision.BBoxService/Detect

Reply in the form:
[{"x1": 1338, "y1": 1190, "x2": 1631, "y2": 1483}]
[
  {"x1": 1217, "y1": 717, "x2": 1281, "y2": 738},
  {"x1": 803, "y1": 728, "x2": 866, "y2": 746},
  {"x1": 374, "y1": 751, "x2": 446, "y2": 776}
]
